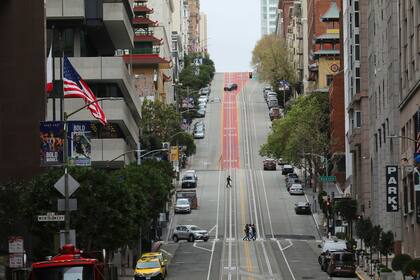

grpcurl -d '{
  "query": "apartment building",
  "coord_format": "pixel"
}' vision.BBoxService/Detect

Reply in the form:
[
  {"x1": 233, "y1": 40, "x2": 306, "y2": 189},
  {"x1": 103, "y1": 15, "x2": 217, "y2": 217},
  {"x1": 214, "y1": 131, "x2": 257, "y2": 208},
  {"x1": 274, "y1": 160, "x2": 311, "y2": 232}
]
[
  {"x1": 0, "y1": 1, "x2": 45, "y2": 183},
  {"x1": 199, "y1": 12, "x2": 208, "y2": 53},
  {"x1": 187, "y1": 0, "x2": 200, "y2": 52},
  {"x1": 172, "y1": 0, "x2": 189, "y2": 82},
  {"x1": 261, "y1": 0, "x2": 279, "y2": 36},
  {"x1": 307, "y1": 0, "x2": 341, "y2": 93},
  {"x1": 276, "y1": 0, "x2": 309, "y2": 95},
  {"x1": 367, "y1": 0, "x2": 402, "y2": 251},
  {"x1": 343, "y1": 0, "x2": 371, "y2": 216},
  {"x1": 148, "y1": 0, "x2": 175, "y2": 103},
  {"x1": 399, "y1": 0, "x2": 420, "y2": 257},
  {"x1": 122, "y1": 0, "x2": 172, "y2": 103},
  {"x1": 46, "y1": 0, "x2": 141, "y2": 166}
]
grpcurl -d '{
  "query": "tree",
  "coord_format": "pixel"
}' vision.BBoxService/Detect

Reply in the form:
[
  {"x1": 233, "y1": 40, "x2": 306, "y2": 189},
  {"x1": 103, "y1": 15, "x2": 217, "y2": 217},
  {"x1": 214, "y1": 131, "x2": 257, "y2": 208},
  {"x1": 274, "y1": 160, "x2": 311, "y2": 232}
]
[
  {"x1": 333, "y1": 199, "x2": 358, "y2": 239},
  {"x1": 170, "y1": 132, "x2": 196, "y2": 156},
  {"x1": 259, "y1": 93, "x2": 330, "y2": 190},
  {"x1": 251, "y1": 34, "x2": 296, "y2": 100},
  {"x1": 379, "y1": 231, "x2": 394, "y2": 268},
  {"x1": 403, "y1": 259, "x2": 420, "y2": 278},
  {"x1": 355, "y1": 218, "x2": 373, "y2": 250},
  {"x1": 179, "y1": 53, "x2": 215, "y2": 90},
  {"x1": 392, "y1": 254, "x2": 412, "y2": 279}
]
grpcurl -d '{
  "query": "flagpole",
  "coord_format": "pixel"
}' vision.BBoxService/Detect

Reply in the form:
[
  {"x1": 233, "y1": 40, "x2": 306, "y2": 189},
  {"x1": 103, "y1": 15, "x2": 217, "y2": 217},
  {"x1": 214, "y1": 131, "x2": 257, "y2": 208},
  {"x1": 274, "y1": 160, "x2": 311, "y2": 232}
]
[
  {"x1": 61, "y1": 52, "x2": 71, "y2": 244},
  {"x1": 51, "y1": 26, "x2": 56, "y2": 121}
]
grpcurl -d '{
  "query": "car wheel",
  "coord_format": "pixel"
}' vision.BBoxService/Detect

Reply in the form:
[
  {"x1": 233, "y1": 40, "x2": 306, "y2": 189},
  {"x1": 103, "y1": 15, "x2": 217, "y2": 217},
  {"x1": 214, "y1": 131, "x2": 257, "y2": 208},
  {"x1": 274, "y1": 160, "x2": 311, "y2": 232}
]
[
  {"x1": 188, "y1": 234, "x2": 195, "y2": 242},
  {"x1": 317, "y1": 256, "x2": 322, "y2": 265},
  {"x1": 172, "y1": 235, "x2": 179, "y2": 243},
  {"x1": 204, "y1": 238, "x2": 209, "y2": 242}
]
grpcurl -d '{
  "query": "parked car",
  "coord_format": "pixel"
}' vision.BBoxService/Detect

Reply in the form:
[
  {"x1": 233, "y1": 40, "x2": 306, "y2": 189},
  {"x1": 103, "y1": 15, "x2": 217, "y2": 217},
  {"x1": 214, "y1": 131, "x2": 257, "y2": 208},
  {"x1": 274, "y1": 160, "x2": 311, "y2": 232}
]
[
  {"x1": 184, "y1": 170, "x2": 198, "y2": 181},
  {"x1": 287, "y1": 178, "x2": 302, "y2": 190},
  {"x1": 174, "y1": 198, "x2": 191, "y2": 214},
  {"x1": 263, "y1": 86, "x2": 272, "y2": 93},
  {"x1": 294, "y1": 202, "x2": 311, "y2": 214},
  {"x1": 285, "y1": 173, "x2": 299, "y2": 183},
  {"x1": 282, "y1": 165, "x2": 294, "y2": 175},
  {"x1": 277, "y1": 158, "x2": 286, "y2": 165},
  {"x1": 289, "y1": 183, "x2": 304, "y2": 195},
  {"x1": 198, "y1": 95, "x2": 208, "y2": 104},
  {"x1": 181, "y1": 173, "x2": 197, "y2": 188},
  {"x1": 267, "y1": 98, "x2": 279, "y2": 109},
  {"x1": 196, "y1": 108, "x2": 206, "y2": 118},
  {"x1": 198, "y1": 102, "x2": 206, "y2": 109},
  {"x1": 269, "y1": 107, "x2": 281, "y2": 121},
  {"x1": 134, "y1": 257, "x2": 166, "y2": 280},
  {"x1": 172, "y1": 225, "x2": 209, "y2": 242},
  {"x1": 200, "y1": 87, "x2": 211, "y2": 96},
  {"x1": 224, "y1": 83, "x2": 238, "y2": 91},
  {"x1": 194, "y1": 121, "x2": 205, "y2": 131},
  {"x1": 193, "y1": 127, "x2": 205, "y2": 139},
  {"x1": 318, "y1": 238, "x2": 348, "y2": 270},
  {"x1": 263, "y1": 158, "x2": 277, "y2": 170}
]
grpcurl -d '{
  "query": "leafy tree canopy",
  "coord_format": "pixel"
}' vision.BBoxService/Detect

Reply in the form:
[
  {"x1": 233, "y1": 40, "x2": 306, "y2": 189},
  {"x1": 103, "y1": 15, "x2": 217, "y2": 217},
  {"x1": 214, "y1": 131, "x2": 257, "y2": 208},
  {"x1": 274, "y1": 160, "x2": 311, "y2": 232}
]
[
  {"x1": 259, "y1": 93, "x2": 330, "y2": 170},
  {"x1": 251, "y1": 35, "x2": 297, "y2": 91},
  {"x1": 179, "y1": 53, "x2": 215, "y2": 91},
  {"x1": 0, "y1": 162, "x2": 174, "y2": 259}
]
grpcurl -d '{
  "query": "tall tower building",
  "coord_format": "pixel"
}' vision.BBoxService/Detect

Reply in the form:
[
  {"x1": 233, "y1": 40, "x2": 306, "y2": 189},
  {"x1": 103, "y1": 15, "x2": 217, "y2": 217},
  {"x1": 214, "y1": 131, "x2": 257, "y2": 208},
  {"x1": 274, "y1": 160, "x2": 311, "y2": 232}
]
[
  {"x1": 261, "y1": 0, "x2": 278, "y2": 36},
  {"x1": 199, "y1": 12, "x2": 208, "y2": 53}
]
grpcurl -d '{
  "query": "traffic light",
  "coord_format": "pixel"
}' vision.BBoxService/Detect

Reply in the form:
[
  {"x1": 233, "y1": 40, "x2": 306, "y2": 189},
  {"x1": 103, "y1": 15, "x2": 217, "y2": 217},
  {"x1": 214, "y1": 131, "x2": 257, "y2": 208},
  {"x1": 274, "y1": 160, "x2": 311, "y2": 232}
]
[{"x1": 249, "y1": 72, "x2": 253, "y2": 79}]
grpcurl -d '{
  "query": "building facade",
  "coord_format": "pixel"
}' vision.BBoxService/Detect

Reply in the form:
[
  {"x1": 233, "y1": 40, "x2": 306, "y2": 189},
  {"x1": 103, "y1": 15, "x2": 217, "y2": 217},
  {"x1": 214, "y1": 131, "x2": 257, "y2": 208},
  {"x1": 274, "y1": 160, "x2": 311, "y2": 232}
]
[
  {"x1": 199, "y1": 12, "x2": 208, "y2": 53},
  {"x1": 367, "y1": 0, "x2": 402, "y2": 251},
  {"x1": 261, "y1": 0, "x2": 279, "y2": 36},
  {"x1": 0, "y1": 0, "x2": 45, "y2": 183},
  {"x1": 343, "y1": 0, "x2": 371, "y2": 217},
  {"x1": 121, "y1": 0, "x2": 172, "y2": 104},
  {"x1": 46, "y1": 0, "x2": 142, "y2": 166},
  {"x1": 187, "y1": 0, "x2": 200, "y2": 52},
  {"x1": 399, "y1": 0, "x2": 420, "y2": 257}
]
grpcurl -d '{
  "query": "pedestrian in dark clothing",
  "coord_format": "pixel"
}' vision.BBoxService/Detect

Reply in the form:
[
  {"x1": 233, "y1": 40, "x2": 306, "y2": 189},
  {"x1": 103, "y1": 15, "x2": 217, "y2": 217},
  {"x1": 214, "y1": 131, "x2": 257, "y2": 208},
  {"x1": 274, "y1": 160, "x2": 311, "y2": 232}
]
[
  {"x1": 226, "y1": 175, "x2": 232, "y2": 188},
  {"x1": 243, "y1": 224, "x2": 249, "y2": 240},
  {"x1": 251, "y1": 224, "x2": 256, "y2": 240}
]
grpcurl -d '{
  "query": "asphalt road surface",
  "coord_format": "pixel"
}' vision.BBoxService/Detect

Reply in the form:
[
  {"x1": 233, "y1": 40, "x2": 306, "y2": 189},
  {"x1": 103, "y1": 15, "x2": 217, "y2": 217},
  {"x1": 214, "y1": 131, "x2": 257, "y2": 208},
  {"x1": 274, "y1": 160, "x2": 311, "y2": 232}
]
[{"x1": 161, "y1": 73, "x2": 357, "y2": 280}]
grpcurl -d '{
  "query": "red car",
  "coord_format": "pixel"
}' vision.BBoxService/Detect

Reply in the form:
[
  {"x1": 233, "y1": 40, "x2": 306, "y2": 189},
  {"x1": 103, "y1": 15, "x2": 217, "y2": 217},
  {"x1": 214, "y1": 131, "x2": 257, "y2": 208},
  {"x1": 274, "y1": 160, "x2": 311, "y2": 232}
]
[{"x1": 263, "y1": 158, "x2": 277, "y2": 170}]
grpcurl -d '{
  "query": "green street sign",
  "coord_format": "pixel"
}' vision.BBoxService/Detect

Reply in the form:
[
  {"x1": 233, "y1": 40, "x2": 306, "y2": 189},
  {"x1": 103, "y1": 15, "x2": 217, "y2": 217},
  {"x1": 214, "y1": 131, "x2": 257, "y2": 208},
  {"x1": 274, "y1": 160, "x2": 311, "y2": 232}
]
[{"x1": 319, "y1": 176, "x2": 336, "y2": 183}]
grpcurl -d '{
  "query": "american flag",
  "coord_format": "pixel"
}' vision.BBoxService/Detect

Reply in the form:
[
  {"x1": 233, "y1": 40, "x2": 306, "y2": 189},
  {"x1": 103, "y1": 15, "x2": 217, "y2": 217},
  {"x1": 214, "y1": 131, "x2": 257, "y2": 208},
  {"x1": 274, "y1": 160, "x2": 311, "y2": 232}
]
[{"x1": 63, "y1": 57, "x2": 107, "y2": 125}]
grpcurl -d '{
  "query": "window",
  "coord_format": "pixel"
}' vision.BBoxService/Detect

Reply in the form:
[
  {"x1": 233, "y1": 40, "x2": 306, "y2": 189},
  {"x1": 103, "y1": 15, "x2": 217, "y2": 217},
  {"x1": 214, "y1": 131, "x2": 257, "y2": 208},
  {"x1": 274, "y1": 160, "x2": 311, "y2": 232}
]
[
  {"x1": 355, "y1": 111, "x2": 362, "y2": 128},
  {"x1": 326, "y1": 75, "x2": 334, "y2": 86},
  {"x1": 355, "y1": 45, "x2": 360, "y2": 60},
  {"x1": 379, "y1": 129, "x2": 382, "y2": 147},
  {"x1": 375, "y1": 134, "x2": 378, "y2": 152},
  {"x1": 383, "y1": 123, "x2": 386, "y2": 143}
]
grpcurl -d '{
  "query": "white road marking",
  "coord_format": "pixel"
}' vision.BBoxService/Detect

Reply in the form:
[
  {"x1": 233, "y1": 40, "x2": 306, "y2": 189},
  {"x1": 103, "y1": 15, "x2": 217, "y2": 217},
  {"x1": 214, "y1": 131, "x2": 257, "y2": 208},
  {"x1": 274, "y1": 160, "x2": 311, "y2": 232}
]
[
  {"x1": 160, "y1": 249, "x2": 173, "y2": 257},
  {"x1": 194, "y1": 242, "x2": 213, "y2": 252},
  {"x1": 276, "y1": 240, "x2": 297, "y2": 280}
]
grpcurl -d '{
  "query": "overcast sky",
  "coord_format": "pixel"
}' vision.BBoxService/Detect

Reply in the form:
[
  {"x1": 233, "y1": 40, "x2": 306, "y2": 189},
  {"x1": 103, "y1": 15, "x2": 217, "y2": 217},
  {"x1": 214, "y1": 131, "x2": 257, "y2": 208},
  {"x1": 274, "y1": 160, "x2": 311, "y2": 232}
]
[{"x1": 201, "y1": 0, "x2": 261, "y2": 73}]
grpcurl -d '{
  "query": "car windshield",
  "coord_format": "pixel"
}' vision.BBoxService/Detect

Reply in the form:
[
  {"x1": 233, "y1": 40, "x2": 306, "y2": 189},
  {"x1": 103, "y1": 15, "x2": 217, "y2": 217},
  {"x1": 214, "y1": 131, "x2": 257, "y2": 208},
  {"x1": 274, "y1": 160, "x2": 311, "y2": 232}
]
[
  {"x1": 189, "y1": 226, "x2": 202, "y2": 231},
  {"x1": 289, "y1": 174, "x2": 298, "y2": 178},
  {"x1": 177, "y1": 199, "x2": 189, "y2": 205},
  {"x1": 33, "y1": 266, "x2": 93, "y2": 280},
  {"x1": 136, "y1": 261, "x2": 160, "y2": 269}
]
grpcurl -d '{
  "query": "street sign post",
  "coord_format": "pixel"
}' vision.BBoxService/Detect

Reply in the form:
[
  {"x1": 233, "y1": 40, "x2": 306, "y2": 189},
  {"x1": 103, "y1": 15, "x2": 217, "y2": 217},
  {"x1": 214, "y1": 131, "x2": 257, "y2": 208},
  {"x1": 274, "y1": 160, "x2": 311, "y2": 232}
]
[
  {"x1": 37, "y1": 212, "x2": 65, "y2": 222},
  {"x1": 54, "y1": 174, "x2": 80, "y2": 197},
  {"x1": 319, "y1": 176, "x2": 336, "y2": 183}
]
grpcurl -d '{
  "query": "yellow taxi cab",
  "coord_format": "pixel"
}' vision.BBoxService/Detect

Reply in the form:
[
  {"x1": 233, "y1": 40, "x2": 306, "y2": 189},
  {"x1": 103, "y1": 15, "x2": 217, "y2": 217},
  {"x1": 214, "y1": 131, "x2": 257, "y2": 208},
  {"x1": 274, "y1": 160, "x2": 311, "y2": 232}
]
[
  {"x1": 141, "y1": 252, "x2": 168, "y2": 268},
  {"x1": 134, "y1": 257, "x2": 166, "y2": 280}
]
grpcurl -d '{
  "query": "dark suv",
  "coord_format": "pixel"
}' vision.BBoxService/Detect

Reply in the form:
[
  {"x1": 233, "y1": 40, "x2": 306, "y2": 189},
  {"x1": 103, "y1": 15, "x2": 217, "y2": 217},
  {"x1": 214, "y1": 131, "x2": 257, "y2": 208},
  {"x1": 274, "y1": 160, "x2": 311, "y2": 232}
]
[
  {"x1": 224, "y1": 83, "x2": 238, "y2": 91},
  {"x1": 326, "y1": 251, "x2": 356, "y2": 277}
]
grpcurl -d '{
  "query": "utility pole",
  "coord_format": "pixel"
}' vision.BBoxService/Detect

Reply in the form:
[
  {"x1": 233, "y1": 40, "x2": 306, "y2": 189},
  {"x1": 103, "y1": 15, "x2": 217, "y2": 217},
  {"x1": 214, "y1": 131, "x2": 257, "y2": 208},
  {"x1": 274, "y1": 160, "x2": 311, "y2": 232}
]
[{"x1": 63, "y1": 113, "x2": 70, "y2": 243}]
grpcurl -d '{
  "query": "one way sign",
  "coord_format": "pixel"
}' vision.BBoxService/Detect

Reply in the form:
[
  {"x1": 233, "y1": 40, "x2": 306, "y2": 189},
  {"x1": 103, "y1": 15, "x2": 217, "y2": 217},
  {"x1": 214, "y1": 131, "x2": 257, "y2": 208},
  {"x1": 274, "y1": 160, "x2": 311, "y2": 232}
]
[{"x1": 386, "y1": 165, "x2": 399, "y2": 212}]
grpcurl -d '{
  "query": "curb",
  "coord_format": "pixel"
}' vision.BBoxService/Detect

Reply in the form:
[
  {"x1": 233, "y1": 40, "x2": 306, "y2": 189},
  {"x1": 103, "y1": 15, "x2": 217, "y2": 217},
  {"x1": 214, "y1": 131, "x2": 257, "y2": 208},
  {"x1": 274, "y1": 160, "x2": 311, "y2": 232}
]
[{"x1": 355, "y1": 270, "x2": 369, "y2": 280}]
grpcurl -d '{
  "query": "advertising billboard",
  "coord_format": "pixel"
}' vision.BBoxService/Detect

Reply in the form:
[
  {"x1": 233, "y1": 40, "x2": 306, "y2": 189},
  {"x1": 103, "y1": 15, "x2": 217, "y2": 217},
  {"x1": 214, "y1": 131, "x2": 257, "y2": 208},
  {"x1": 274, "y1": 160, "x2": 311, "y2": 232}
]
[
  {"x1": 40, "y1": 121, "x2": 64, "y2": 166},
  {"x1": 68, "y1": 121, "x2": 92, "y2": 166}
]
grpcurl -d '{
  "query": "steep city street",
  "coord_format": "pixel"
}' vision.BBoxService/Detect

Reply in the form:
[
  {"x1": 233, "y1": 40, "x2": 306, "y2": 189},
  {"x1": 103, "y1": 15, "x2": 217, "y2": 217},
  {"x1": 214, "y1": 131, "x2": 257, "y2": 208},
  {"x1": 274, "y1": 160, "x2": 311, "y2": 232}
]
[{"x1": 162, "y1": 73, "x2": 357, "y2": 280}]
